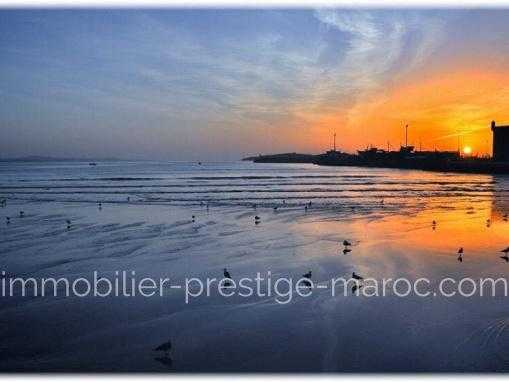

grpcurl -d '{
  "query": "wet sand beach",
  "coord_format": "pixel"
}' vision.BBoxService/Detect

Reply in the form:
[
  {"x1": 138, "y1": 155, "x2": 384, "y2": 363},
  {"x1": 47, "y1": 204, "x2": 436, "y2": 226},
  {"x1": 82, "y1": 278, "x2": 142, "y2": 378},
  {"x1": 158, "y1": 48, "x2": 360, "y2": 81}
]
[{"x1": 1, "y1": 161, "x2": 509, "y2": 371}]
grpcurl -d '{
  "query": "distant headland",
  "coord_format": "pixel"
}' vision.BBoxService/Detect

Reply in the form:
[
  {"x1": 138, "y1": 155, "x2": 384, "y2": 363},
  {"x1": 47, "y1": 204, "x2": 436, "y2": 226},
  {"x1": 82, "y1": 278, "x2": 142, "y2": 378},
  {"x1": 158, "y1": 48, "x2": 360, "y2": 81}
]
[
  {"x1": 242, "y1": 153, "x2": 317, "y2": 163},
  {"x1": 0, "y1": 156, "x2": 123, "y2": 162}
]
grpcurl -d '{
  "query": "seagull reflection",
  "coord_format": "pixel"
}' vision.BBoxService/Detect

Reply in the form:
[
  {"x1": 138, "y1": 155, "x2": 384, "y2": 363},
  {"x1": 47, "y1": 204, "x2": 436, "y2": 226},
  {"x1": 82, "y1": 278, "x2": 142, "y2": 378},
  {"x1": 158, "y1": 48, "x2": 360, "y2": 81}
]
[
  {"x1": 500, "y1": 247, "x2": 509, "y2": 262},
  {"x1": 154, "y1": 355, "x2": 173, "y2": 368}
]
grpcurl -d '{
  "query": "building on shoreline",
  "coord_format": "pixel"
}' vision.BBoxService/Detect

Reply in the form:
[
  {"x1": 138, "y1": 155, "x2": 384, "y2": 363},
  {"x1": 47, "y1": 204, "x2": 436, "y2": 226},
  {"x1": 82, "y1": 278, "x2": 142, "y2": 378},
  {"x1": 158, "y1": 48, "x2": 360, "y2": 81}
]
[{"x1": 491, "y1": 120, "x2": 509, "y2": 161}]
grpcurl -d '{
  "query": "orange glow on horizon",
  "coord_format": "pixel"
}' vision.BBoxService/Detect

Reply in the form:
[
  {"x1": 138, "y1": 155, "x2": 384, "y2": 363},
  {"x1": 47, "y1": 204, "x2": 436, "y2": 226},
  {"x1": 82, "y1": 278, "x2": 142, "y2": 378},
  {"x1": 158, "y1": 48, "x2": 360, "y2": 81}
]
[{"x1": 296, "y1": 68, "x2": 509, "y2": 155}]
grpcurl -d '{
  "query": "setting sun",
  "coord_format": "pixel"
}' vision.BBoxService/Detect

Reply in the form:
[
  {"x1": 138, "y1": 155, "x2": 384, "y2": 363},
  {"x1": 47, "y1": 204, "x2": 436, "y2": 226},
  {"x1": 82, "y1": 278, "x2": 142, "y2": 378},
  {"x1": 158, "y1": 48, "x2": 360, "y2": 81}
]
[{"x1": 463, "y1": 146, "x2": 473, "y2": 155}]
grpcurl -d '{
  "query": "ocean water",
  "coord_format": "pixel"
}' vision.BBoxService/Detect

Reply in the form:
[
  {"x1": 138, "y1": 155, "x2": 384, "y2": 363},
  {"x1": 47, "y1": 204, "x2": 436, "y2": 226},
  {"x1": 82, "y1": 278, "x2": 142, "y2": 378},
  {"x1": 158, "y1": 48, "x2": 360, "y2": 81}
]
[{"x1": 1, "y1": 161, "x2": 509, "y2": 372}]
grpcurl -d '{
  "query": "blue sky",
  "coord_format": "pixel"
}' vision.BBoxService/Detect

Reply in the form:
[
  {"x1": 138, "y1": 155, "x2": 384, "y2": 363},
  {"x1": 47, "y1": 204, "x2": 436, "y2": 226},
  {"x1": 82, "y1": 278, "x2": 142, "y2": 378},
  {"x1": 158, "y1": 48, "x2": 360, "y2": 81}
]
[{"x1": 2, "y1": 9, "x2": 509, "y2": 160}]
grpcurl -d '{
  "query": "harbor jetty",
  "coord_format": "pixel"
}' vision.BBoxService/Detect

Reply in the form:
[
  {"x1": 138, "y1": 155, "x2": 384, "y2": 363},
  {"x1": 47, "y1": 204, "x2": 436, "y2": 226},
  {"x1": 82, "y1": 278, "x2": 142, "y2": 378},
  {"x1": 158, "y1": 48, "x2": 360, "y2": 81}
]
[{"x1": 243, "y1": 121, "x2": 509, "y2": 174}]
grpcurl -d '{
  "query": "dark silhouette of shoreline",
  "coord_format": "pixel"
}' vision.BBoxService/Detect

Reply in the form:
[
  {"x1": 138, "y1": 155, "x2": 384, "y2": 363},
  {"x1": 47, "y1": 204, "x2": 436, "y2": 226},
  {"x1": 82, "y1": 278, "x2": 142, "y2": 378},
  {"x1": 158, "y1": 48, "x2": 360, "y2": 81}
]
[
  {"x1": 242, "y1": 152, "x2": 317, "y2": 164},
  {"x1": 243, "y1": 149, "x2": 509, "y2": 174},
  {"x1": 243, "y1": 121, "x2": 509, "y2": 175}
]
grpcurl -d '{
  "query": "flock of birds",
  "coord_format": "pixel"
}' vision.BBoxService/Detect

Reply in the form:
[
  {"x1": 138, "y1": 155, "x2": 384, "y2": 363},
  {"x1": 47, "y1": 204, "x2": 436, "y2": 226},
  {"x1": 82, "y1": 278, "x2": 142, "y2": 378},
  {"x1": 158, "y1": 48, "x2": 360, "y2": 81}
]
[
  {"x1": 252, "y1": 200, "x2": 313, "y2": 225},
  {"x1": 222, "y1": 262, "x2": 365, "y2": 294},
  {"x1": 2, "y1": 199, "x2": 123, "y2": 229},
  {"x1": 431, "y1": 218, "x2": 509, "y2": 263},
  {"x1": 153, "y1": 260, "x2": 367, "y2": 367},
  {"x1": 5, "y1": 193, "x2": 509, "y2": 368},
  {"x1": 4, "y1": 196, "x2": 509, "y2": 295}
]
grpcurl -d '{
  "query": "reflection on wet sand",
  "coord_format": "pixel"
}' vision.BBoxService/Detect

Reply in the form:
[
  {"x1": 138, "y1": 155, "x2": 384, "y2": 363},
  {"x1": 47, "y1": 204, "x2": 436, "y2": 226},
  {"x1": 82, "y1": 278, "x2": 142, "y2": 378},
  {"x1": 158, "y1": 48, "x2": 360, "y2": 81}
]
[{"x1": 2, "y1": 163, "x2": 509, "y2": 371}]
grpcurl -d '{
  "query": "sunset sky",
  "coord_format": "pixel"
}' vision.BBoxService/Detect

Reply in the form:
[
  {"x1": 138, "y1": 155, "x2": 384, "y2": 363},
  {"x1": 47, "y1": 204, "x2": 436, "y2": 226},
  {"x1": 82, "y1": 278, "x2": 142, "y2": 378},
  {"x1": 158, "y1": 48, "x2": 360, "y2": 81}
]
[{"x1": 2, "y1": 9, "x2": 509, "y2": 160}]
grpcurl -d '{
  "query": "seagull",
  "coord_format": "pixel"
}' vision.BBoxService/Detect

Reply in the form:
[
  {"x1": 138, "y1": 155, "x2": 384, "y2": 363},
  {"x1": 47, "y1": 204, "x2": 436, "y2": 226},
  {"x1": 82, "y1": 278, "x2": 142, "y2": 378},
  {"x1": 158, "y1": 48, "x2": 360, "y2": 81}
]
[
  {"x1": 302, "y1": 271, "x2": 312, "y2": 279},
  {"x1": 343, "y1": 240, "x2": 352, "y2": 246},
  {"x1": 223, "y1": 268, "x2": 232, "y2": 279},
  {"x1": 352, "y1": 272, "x2": 363, "y2": 281},
  {"x1": 487, "y1": 219, "x2": 491, "y2": 227},
  {"x1": 254, "y1": 215, "x2": 260, "y2": 220},
  {"x1": 501, "y1": 247, "x2": 509, "y2": 254},
  {"x1": 19, "y1": 211, "x2": 24, "y2": 218},
  {"x1": 343, "y1": 248, "x2": 352, "y2": 255},
  {"x1": 501, "y1": 255, "x2": 509, "y2": 262},
  {"x1": 191, "y1": 215, "x2": 195, "y2": 222},
  {"x1": 6, "y1": 217, "x2": 10, "y2": 224},
  {"x1": 154, "y1": 339, "x2": 172, "y2": 356},
  {"x1": 273, "y1": 206, "x2": 278, "y2": 211},
  {"x1": 432, "y1": 220, "x2": 437, "y2": 225},
  {"x1": 154, "y1": 356, "x2": 173, "y2": 368},
  {"x1": 457, "y1": 248, "x2": 464, "y2": 261},
  {"x1": 66, "y1": 219, "x2": 71, "y2": 229}
]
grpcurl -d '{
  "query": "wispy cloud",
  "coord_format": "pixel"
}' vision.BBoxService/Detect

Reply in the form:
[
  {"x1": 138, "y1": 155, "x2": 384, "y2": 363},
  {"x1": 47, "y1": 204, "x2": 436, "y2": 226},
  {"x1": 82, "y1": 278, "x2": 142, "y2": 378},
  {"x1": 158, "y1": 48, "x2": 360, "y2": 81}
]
[
  {"x1": 312, "y1": 9, "x2": 447, "y2": 124},
  {"x1": 2, "y1": 9, "x2": 502, "y2": 159}
]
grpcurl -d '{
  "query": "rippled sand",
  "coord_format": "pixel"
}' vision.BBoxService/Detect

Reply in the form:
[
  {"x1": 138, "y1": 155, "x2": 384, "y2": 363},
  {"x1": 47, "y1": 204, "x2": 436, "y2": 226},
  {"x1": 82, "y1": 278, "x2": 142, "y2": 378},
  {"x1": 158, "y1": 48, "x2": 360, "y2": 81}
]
[{"x1": 1, "y1": 162, "x2": 509, "y2": 371}]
